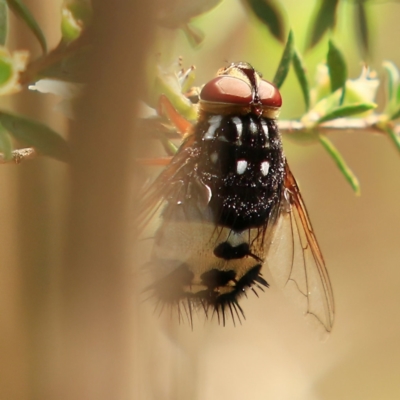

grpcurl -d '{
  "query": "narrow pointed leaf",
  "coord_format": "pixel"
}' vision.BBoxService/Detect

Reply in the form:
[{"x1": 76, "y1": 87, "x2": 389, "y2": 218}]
[
  {"x1": 354, "y1": 0, "x2": 370, "y2": 59},
  {"x1": 0, "y1": 55, "x2": 12, "y2": 86},
  {"x1": 396, "y1": 79, "x2": 400, "y2": 104},
  {"x1": 273, "y1": 30, "x2": 294, "y2": 88},
  {"x1": 0, "y1": 122, "x2": 12, "y2": 160},
  {"x1": 382, "y1": 61, "x2": 399, "y2": 104},
  {"x1": 0, "y1": 0, "x2": 8, "y2": 45},
  {"x1": 292, "y1": 49, "x2": 309, "y2": 110},
  {"x1": 243, "y1": 0, "x2": 286, "y2": 43},
  {"x1": 307, "y1": 0, "x2": 339, "y2": 50},
  {"x1": 319, "y1": 134, "x2": 360, "y2": 195},
  {"x1": 0, "y1": 112, "x2": 69, "y2": 161},
  {"x1": 61, "y1": 1, "x2": 92, "y2": 43},
  {"x1": 382, "y1": 62, "x2": 399, "y2": 122},
  {"x1": 6, "y1": 0, "x2": 47, "y2": 53},
  {"x1": 327, "y1": 40, "x2": 347, "y2": 94},
  {"x1": 310, "y1": 89, "x2": 342, "y2": 119},
  {"x1": 317, "y1": 102, "x2": 376, "y2": 123},
  {"x1": 384, "y1": 125, "x2": 400, "y2": 153}
]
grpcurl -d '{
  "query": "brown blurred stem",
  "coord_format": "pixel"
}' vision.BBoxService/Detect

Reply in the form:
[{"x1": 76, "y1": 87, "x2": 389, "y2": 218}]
[{"x1": 57, "y1": 0, "x2": 156, "y2": 399}]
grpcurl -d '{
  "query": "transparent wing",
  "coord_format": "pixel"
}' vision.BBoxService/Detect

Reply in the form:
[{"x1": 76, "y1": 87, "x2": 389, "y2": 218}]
[
  {"x1": 137, "y1": 135, "x2": 198, "y2": 232},
  {"x1": 266, "y1": 161, "x2": 335, "y2": 332}
]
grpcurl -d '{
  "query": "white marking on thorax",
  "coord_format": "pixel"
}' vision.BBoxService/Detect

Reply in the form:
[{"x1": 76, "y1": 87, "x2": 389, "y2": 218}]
[
  {"x1": 260, "y1": 161, "x2": 270, "y2": 176},
  {"x1": 204, "y1": 115, "x2": 223, "y2": 140},
  {"x1": 231, "y1": 116, "x2": 243, "y2": 139},
  {"x1": 210, "y1": 152, "x2": 218, "y2": 164},
  {"x1": 261, "y1": 119, "x2": 269, "y2": 139},
  {"x1": 249, "y1": 119, "x2": 258, "y2": 135},
  {"x1": 236, "y1": 159, "x2": 248, "y2": 175}
]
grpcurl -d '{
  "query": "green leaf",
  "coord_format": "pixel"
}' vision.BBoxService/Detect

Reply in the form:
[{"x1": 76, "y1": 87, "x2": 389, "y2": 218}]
[
  {"x1": 327, "y1": 40, "x2": 347, "y2": 97},
  {"x1": 243, "y1": 0, "x2": 286, "y2": 43},
  {"x1": 317, "y1": 102, "x2": 376, "y2": 124},
  {"x1": 0, "y1": 111, "x2": 69, "y2": 161},
  {"x1": 307, "y1": 0, "x2": 339, "y2": 49},
  {"x1": 383, "y1": 125, "x2": 400, "y2": 153},
  {"x1": 0, "y1": 56, "x2": 12, "y2": 85},
  {"x1": 0, "y1": 0, "x2": 8, "y2": 45},
  {"x1": 396, "y1": 79, "x2": 400, "y2": 105},
  {"x1": 382, "y1": 61, "x2": 400, "y2": 118},
  {"x1": 292, "y1": 49, "x2": 309, "y2": 110},
  {"x1": 309, "y1": 89, "x2": 342, "y2": 120},
  {"x1": 61, "y1": 0, "x2": 92, "y2": 43},
  {"x1": 273, "y1": 29, "x2": 294, "y2": 89},
  {"x1": 383, "y1": 61, "x2": 398, "y2": 103},
  {"x1": 0, "y1": 122, "x2": 12, "y2": 160},
  {"x1": 6, "y1": 0, "x2": 47, "y2": 53},
  {"x1": 354, "y1": 0, "x2": 370, "y2": 59},
  {"x1": 319, "y1": 134, "x2": 360, "y2": 195},
  {"x1": 61, "y1": 11, "x2": 82, "y2": 43},
  {"x1": 382, "y1": 61, "x2": 400, "y2": 120}
]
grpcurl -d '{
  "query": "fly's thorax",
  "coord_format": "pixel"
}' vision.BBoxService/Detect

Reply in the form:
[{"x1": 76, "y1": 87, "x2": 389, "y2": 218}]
[{"x1": 194, "y1": 112, "x2": 285, "y2": 230}]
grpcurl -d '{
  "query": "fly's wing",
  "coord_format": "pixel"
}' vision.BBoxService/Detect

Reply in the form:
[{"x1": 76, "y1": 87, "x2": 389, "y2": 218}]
[
  {"x1": 137, "y1": 134, "x2": 198, "y2": 233},
  {"x1": 136, "y1": 132, "x2": 210, "y2": 290},
  {"x1": 266, "y1": 161, "x2": 335, "y2": 332}
]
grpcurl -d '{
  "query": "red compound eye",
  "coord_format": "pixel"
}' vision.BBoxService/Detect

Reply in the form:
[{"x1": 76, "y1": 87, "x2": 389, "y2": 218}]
[
  {"x1": 200, "y1": 76, "x2": 252, "y2": 104},
  {"x1": 258, "y1": 80, "x2": 282, "y2": 107}
]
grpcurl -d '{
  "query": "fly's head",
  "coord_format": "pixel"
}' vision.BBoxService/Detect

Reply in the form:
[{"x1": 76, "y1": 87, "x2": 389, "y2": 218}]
[{"x1": 201, "y1": 61, "x2": 282, "y2": 118}]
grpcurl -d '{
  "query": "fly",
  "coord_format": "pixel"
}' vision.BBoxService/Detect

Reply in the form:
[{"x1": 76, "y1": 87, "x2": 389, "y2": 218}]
[{"x1": 139, "y1": 62, "x2": 335, "y2": 332}]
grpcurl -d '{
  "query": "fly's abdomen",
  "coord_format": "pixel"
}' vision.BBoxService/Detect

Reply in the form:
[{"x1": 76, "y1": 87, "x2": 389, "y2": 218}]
[{"x1": 148, "y1": 215, "x2": 269, "y2": 322}]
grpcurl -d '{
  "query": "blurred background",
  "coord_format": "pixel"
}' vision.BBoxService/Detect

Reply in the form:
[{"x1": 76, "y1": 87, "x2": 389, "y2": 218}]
[{"x1": 0, "y1": 0, "x2": 400, "y2": 399}]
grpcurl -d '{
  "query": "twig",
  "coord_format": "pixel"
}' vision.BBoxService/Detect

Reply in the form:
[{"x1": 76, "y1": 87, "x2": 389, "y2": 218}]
[
  {"x1": 142, "y1": 114, "x2": 399, "y2": 138},
  {"x1": 1, "y1": 116, "x2": 398, "y2": 166},
  {"x1": 278, "y1": 115, "x2": 397, "y2": 135}
]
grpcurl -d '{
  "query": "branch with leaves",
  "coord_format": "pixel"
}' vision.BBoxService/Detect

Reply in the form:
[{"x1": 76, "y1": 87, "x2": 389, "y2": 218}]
[
  {"x1": 149, "y1": 25, "x2": 400, "y2": 195},
  {"x1": 0, "y1": 0, "x2": 88, "y2": 162},
  {"x1": 0, "y1": 0, "x2": 397, "y2": 199},
  {"x1": 270, "y1": 31, "x2": 400, "y2": 194}
]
